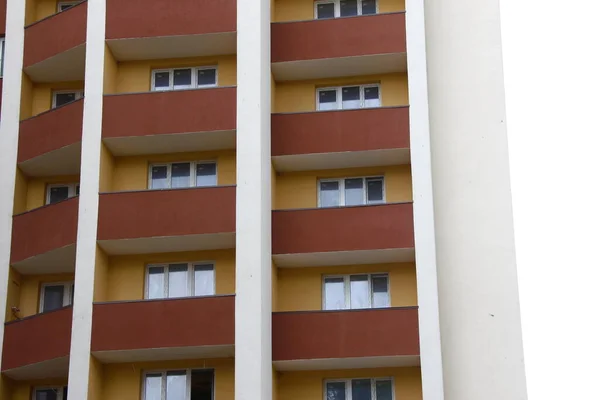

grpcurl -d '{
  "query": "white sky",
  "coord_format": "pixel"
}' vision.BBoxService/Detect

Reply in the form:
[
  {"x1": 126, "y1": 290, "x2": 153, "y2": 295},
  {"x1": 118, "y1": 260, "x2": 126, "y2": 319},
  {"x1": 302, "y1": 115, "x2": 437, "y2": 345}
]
[{"x1": 500, "y1": 0, "x2": 600, "y2": 398}]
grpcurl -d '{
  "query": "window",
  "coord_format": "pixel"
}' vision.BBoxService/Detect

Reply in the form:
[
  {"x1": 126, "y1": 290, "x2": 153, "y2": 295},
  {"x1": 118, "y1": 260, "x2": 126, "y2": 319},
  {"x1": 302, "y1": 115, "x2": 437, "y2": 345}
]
[
  {"x1": 143, "y1": 369, "x2": 214, "y2": 400},
  {"x1": 52, "y1": 90, "x2": 83, "y2": 108},
  {"x1": 315, "y1": 0, "x2": 377, "y2": 19},
  {"x1": 146, "y1": 263, "x2": 215, "y2": 300},
  {"x1": 46, "y1": 183, "x2": 80, "y2": 205},
  {"x1": 39, "y1": 282, "x2": 74, "y2": 313},
  {"x1": 323, "y1": 274, "x2": 389, "y2": 310},
  {"x1": 152, "y1": 67, "x2": 217, "y2": 91},
  {"x1": 318, "y1": 177, "x2": 384, "y2": 208},
  {"x1": 57, "y1": 1, "x2": 80, "y2": 12},
  {"x1": 149, "y1": 162, "x2": 217, "y2": 189},
  {"x1": 0, "y1": 38, "x2": 5, "y2": 78},
  {"x1": 317, "y1": 85, "x2": 380, "y2": 110},
  {"x1": 325, "y1": 378, "x2": 393, "y2": 400},
  {"x1": 33, "y1": 386, "x2": 68, "y2": 400}
]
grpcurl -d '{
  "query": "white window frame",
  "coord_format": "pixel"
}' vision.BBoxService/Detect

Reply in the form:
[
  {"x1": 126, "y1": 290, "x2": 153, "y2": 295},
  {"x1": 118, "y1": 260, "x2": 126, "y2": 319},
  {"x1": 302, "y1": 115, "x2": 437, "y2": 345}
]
[
  {"x1": 316, "y1": 84, "x2": 381, "y2": 111},
  {"x1": 46, "y1": 183, "x2": 80, "y2": 205},
  {"x1": 57, "y1": 1, "x2": 80, "y2": 12},
  {"x1": 145, "y1": 262, "x2": 216, "y2": 300},
  {"x1": 323, "y1": 377, "x2": 394, "y2": 400},
  {"x1": 314, "y1": 0, "x2": 379, "y2": 19},
  {"x1": 322, "y1": 273, "x2": 390, "y2": 310},
  {"x1": 148, "y1": 161, "x2": 218, "y2": 189},
  {"x1": 32, "y1": 386, "x2": 68, "y2": 400},
  {"x1": 0, "y1": 38, "x2": 5, "y2": 78},
  {"x1": 142, "y1": 369, "x2": 215, "y2": 400},
  {"x1": 317, "y1": 176, "x2": 385, "y2": 207},
  {"x1": 51, "y1": 90, "x2": 84, "y2": 109},
  {"x1": 39, "y1": 282, "x2": 74, "y2": 313},
  {"x1": 151, "y1": 66, "x2": 218, "y2": 91}
]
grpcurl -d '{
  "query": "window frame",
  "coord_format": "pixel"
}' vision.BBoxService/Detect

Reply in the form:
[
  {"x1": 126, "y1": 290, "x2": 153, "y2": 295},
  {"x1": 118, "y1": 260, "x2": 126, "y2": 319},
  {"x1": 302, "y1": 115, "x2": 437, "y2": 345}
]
[
  {"x1": 317, "y1": 176, "x2": 385, "y2": 208},
  {"x1": 32, "y1": 386, "x2": 68, "y2": 400},
  {"x1": 46, "y1": 183, "x2": 80, "y2": 205},
  {"x1": 316, "y1": 83, "x2": 381, "y2": 111},
  {"x1": 151, "y1": 66, "x2": 218, "y2": 92},
  {"x1": 57, "y1": 1, "x2": 81, "y2": 12},
  {"x1": 0, "y1": 37, "x2": 5, "y2": 78},
  {"x1": 51, "y1": 89, "x2": 84, "y2": 109},
  {"x1": 144, "y1": 262, "x2": 216, "y2": 300},
  {"x1": 148, "y1": 161, "x2": 218, "y2": 190},
  {"x1": 39, "y1": 281, "x2": 74, "y2": 313},
  {"x1": 141, "y1": 368, "x2": 215, "y2": 400},
  {"x1": 322, "y1": 273, "x2": 390, "y2": 310},
  {"x1": 314, "y1": 0, "x2": 379, "y2": 19},
  {"x1": 323, "y1": 377, "x2": 395, "y2": 400}
]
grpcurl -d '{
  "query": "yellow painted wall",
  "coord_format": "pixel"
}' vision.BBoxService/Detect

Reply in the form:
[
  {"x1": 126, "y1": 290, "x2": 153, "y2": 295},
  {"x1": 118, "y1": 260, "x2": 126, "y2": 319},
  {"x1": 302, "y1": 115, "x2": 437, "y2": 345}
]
[
  {"x1": 17, "y1": 273, "x2": 75, "y2": 318},
  {"x1": 13, "y1": 168, "x2": 28, "y2": 215},
  {"x1": 278, "y1": 367, "x2": 422, "y2": 400},
  {"x1": 25, "y1": 175, "x2": 80, "y2": 211},
  {"x1": 104, "y1": 45, "x2": 118, "y2": 95},
  {"x1": 94, "y1": 246, "x2": 109, "y2": 303},
  {"x1": 20, "y1": 73, "x2": 33, "y2": 120},
  {"x1": 99, "y1": 143, "x2": 115, "y2": 192},
  {"x1": 88, "y1": 356, "x2": 104, "y2": 400},
  {"x1": 34, "y1": 0, "x2": 60, "y2": 22},
  {"x1": 101, "y1": 358, "x2": 234, "y2": 400},
  {"x1": 274, "y1": 165, "x2": 412, "y2": 210},
  {"x1": 274, "y1": 73, "x2": 408, "y2": 113},
  {"x1": 114, "y1": 55, "x2": 237, "y2": 94},
  {"x1": 105, "y1": 249, "x2": 236, "y2": 302},
  {"x1": 111, "y1": 150, "x2": 236, "y2": 192},
  {"x1": 5, "y1": 268, "x2": 22, "y2": 322},
  {"x1": 10, "y1": 378, "x2": 68, "y2": 400},
  {"x1": 0, "y1": 376, "x2": 13, "y2": 400},
  {"x1": 273, "y1": 0, "x2": 405, "y2": 22},
  {"x1": 273, "y1": 369, "x2": 280, "y2": 400},
  {"x1": 276, "y1": 263, "x2": 416, "y2": 312}
]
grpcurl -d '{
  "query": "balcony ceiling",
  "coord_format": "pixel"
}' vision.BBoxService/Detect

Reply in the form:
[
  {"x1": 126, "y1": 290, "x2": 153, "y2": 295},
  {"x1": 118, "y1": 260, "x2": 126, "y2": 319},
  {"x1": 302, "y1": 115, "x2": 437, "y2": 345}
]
[
  {"x1": 24, "y1": 45, "x2": 86, "y2": 83},
  {"x1": 272, "y1": 148, "x2": 410, "y2": 172},
  {"x1": 18, "y1": 143, "x2": 81, "y2": 177},
  {"x1": 273, "y1": 248, "x2": 415, "y2": 268},
  {"x1": 92, "y1": 344, "x2": 235, "y2": 364},
  {"x1": 273, "y1": 355, "x2": 420, "y2": 372}
]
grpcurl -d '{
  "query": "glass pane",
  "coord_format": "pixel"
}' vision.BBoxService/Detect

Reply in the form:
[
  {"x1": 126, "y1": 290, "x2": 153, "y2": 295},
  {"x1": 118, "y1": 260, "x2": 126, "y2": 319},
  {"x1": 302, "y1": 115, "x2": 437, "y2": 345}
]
[
  {"x1": 63, "y1": 386, "x2": 68, "y2": 400},
  {"x1": 197, "y1": 69, "x2": 217, "y2": 86},
  {"x1": 144, "y1": 373, "x2": 163, "y2": 400},
  {"x1": 350, "y1": 275, "x2": 369, "y2": 309},
  {"x1": 361, "y1": 0, "x2": 377, "y2": 14},
  {"x1": 319, "y1": 181, "x2": 340, "y2": 207},
  {"x1": 196, "y1": 163, "x2": 217, "y2": 187},
  {"x1": 191, "y1": 369, "x2": 214, "y2": 400},
  {"x1": 151, "y1": 166, "x2": 168, "y2": 189},
  {"x1": 173, "y1": 69, "x2": 192, "y2": 89},
  {"x1": 148, "y1": 266, "x2": 165, "y2": 299},
  {"x1": 366, "y1": 178, "x2": 384, "y2": 203},
  {"x1": 318, "y1": 90, "x2": 338, "y2": 110},
  {"x1": 166, "y1": 370, "x2": 187, "y2": 400},
  {"x1": 171, "y1": 163, "x2": 191, "y2": 188},
  {"x1": 372, "y1": 275, "x2": 389, "y2": 308},
  {"x1": 154, "y1": 71, "x2": 170, "y2": 91},
  {"x1": 344, "y1": 178, "x2": 364, "y2": 206},
  {"x1": 59, "y1": 3, "x2": 75, "y2": 11},
  {"x1": 43, "y1": 285, "x2": 65, "y2": 312},
  {"x1": 168, "y1": 264, "x2": 189, "y2": 298},
  {"x1": 69, "y1": 284, "x2": 74, "y2": 305},
  {"x1": 342, "y1": 86, "x2": 361, "y2": 109},
  {"x1": 54, "y1": 93, "x2": 76, "y2": 107},
  {"x1": 340, "y1": 0, "x2": 358, "y2": 16},
  {"x1": 352, "y1": 379, "x2": 372, "y2": 400},
  {"x1": 326, "y1": 382, "x2": 346, "y2": 400},
  {"x1": 194, "y1": 265, "x2": 215, "y2": 296},
  {"x1": 49, "y1": 186, "x2": 70, "y2": 204},
  {"x1": 35, "y1": 389, "x2": 58, "y2": 400},
  {"x1": 316, "y1": 2, "x2": 335, "y2": 19},
  {"x1": 375, "y1": 380, "x2": 393, "y2": 400},
  {"x1": 75, "y1": 185, "x2": 80, "y2": 196},
  {"x1": 364, "y1": 86, "x2": 380, "y2": 107},
  {"x1": 324, "y1": 277, "x2": 345, "y2": 310}
]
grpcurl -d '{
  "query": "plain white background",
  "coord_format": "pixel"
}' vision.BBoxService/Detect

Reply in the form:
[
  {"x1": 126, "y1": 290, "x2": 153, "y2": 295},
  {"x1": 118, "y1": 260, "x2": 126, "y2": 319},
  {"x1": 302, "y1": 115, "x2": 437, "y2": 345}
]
[{"x1": 499, "y1": 0, "x2": 600, "y2": 398}]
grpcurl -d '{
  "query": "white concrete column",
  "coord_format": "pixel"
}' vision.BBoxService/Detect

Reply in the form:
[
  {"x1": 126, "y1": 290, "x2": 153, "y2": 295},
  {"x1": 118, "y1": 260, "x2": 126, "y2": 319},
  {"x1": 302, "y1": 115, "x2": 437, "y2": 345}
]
[
  {"x1": 405, "y1": 1, "x2": 445, "y2": 399},
  {"x1": 0, "y1": 0, "x2": 27, "y2": 367},
  {"x1": 235, "y1": 0, "x2": 272, "y2": 398},
  {"x1": 67, "y1": 0, "x2": 106, "y2": 398},
  {"x1": 424, "y1": 0, "x2": 528, "y2": 399}
]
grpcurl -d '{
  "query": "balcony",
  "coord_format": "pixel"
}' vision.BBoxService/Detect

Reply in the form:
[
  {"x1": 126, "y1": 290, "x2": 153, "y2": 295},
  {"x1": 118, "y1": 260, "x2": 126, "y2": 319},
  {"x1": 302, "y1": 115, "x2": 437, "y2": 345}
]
[
  {"x1": 105, "y1": 0, "x2": 236, "y2": 61},
  {"x1": 18, "y1": 99, "x2": 83, "y2": 176},
  {"x1": 273, "y1": 307, "x2": 419, "y2": 370},
  {"x1": 2, "y1": 306, "x2": 72, "y2": 380},
  {"x1": 97, "y1": 186, "x2": 236, "y2": 255},
  {"x1": 272, "y1": 106, "x2": 410, "y2": 171},
  {"x1": 272, "y1": 203, "x2": 414, "y2": 267},
  {"x1": 91, "y1": 295, "x2": 234, "y2": 362},
  {"x1": 271, "y1": 13, "x2": 406, "y2": 81},
  {"x1": 102, "y1": 87, "x2": 236, "y2": 156},
  {"x1": 23, "y1": 1, "x2": 87, "y2": 82},
  {"x1": 11, "y1": 197, "x2": 78, "y2": 274}
]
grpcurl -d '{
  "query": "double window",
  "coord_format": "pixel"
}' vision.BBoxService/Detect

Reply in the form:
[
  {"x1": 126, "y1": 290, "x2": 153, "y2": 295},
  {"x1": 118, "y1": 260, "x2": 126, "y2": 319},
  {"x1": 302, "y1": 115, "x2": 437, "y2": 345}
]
[
  {"x1": 315, "y1": 0, "x2": 377, "y2": 19},
  {"x1": 52, "y1": 90, "x2": 83, "y2": 109},
  {"x1": 34, "y1": 386, "x2": 68, "y2": 400},
  {"x1": 46, "y1": 183, "x2": 80, "y2": 205},
  {"x1": 143, "y1": 369, "x2": 214, "y2": 400},
  {"x1": 57, "y1": 1, "x2": 80, "y2": 12},
  {"x1": 149, "y1": 162, "x2": 217, "y2": 189},
  {"x1": 146, "y1": 263, "x2": 215, "y2": 300},
  {"x1": 317, "y1": 85, "x2": 380, "y2": 111},
  {"x1": 40, "y1": 282, "x2": 74, "y2": 313},
  {"x1": 325, "y1": 378, "x2": 393, "y2": 400},
  {"x1": 152, "y1": 67, "x2": 217, "y2": 91},
  {"x1": 323, "y1": 273, "x2": 389, "y2": 310},
  {"x1": 319, "y1": 177, "x2": 384, "y2": 208}
]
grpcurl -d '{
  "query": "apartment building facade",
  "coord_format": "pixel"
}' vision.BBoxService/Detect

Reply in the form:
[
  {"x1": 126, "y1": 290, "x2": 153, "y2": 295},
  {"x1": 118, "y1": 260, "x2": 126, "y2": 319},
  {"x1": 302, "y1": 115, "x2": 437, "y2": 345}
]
[{"x1": 0, "y1": 0, "x2": 527, "y2": 400}]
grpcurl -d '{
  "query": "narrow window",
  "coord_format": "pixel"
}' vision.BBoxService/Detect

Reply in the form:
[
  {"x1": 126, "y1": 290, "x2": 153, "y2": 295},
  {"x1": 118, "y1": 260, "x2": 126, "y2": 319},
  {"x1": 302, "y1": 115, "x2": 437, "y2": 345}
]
[
  {"x1": 371, "y1": 274, "x2": 390, "y2": 307},
  {"x1": 150, "y1": 165, "x2": 169, "y2": 189},
  {"x1": 363, "y1": 86, "x2": 381, "y2": 108},
  {"x1": 366, "y1": 177, "x2": 384, "y2": 203},
  {"x1": 173, "y1": 68, "x2": 193, "y2": 90},
  {"x1": 326, "y1": 381, "x2": 347, "y2": 400},
  {"x1": 48, "y1": 186, "x2": 70, "y2": 204},
  {"x1": 170, "y1": 162, "x2": 192, "y2": 188},
  {"x1": 316, "y1": 2, "x2": 336, "y2": 19},
  {"x1": 375, "y1": 379, "x2": 393, "y2": 400},
  {"x1": 194, "y1": 264, "x2": 215, "y2": 296},
  {"x1": 318, "y1": 89, "x2": 338, "y2": 111},
  {"x1": 350, "y1": 275, "x2": 370, "y2": 309},
  {"x1": 40, "y1": 282, "x2": 73, "y2": 313},
  {"x1": 167, "y1": 264, "x2": 189, "y2": 298},
  {"x1": 52, "y1": 91, "x2": 83, "y2": 108},
  {"x1": 196, "y1": 162, "x2": 217, "y2": 187},
  {"x1": 344, "y1": 178, "x2": 364, "y2": 206},
  {"x1": 166, "y1": 370, "x2": 187, "y2": 400},
  {"x1": 361, "y1": 0, "x2": 377, "y2": 15},
  {"x1": 340, "y1": 0, "x2": 359, "y2": 16},
  {"x1": 153, "y1": 71, "x2": 171, "y2": 91},
  {"x1": 197, "y1": 68, "x2": 217, "y2": 87},
  {"x1": 147, "y1": 266, "x2": 165, "y2": 300},
  {"x1": 191, "y1": 370, "x2": 214, "y2": 400},
  {"x1": 352, "y1": 379, "x2": 372, "y2": 400},
  {"x1": 0, "y1": 38, "x2": 5, "y2": 78},
  {"x1": 144, "y1": 373, "x2": 163, "y2": 400},
  {"x1": 324, "y1": 277, "x2": 346, "y2": 310},
  {"x1": 319, "y1": 181, "x2": 340, "y2": 207},
  {"x1": 341, "y1": 86, "x2": 361, "y2": 109}
]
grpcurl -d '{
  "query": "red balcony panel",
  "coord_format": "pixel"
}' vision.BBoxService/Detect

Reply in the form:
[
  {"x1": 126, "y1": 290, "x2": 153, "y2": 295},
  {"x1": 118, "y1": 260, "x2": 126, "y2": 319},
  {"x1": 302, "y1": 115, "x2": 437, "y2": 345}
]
[
  {"x1": 11, "y1": 197, "x2": 79, "y2": 264},
  {"x1": 273, "y1": 307, "x2": 419, "y2": 360},
  {"x1": 97, "y1": 186, "x2": 236, "y2": 240},
  {"x1": 272, "y1": 107, "x2": 409, "y2": 156},
  {"x1": 2, "y1": 307, "x2": 72, "y2": 371},
  {"x1": 272, "y1": 203, "x2": 414, "y2": 255},
  {"x1": 106, "y1": 0, "x2": 236, "y2": 39},
  {"x1": 23, "y1": 2, "x2": 87, "y2": 68},
  {"x1": 102, "y1": 88, "x2": 236, "y2": 139},
  {"x1": 92, "y1": 296, "x2": 234, "y2": 352},
  {"x1": 0, "y1": 0, "x2": 6, "y2": 35},
  {"x1": 272, "y1": 13, "x2": 406, "y2": 63},
  {"x1": 18, "y1": 99, "x2": 83, "y2": 163}
]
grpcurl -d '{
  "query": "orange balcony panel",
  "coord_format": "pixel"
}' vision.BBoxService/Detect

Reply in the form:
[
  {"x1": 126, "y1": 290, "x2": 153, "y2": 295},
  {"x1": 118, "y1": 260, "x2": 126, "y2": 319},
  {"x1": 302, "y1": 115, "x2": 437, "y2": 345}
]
[
  {"x1": 273, "y1": 307, "x2": 419, "y2": 363},
  {"x1": 2, "y1": 307, "x2": 72, "y2": 379}
]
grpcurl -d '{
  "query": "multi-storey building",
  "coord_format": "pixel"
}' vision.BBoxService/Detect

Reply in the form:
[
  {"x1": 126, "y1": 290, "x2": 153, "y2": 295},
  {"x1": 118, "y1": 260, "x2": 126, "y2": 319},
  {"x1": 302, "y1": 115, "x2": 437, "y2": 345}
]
[{"x1": 0, "y1": 0, "x2": 527, "y2": 399}]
